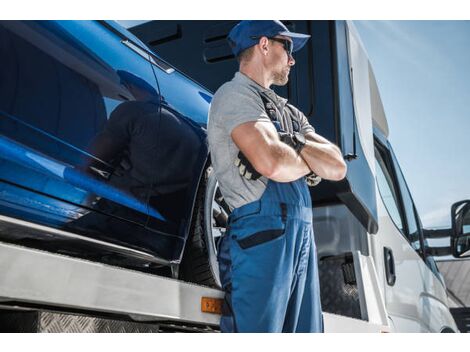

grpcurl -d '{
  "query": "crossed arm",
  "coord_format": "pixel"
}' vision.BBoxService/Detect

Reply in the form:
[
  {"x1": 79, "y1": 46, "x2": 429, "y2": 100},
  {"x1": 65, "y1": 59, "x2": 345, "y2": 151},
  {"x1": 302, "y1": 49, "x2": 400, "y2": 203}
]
[{"x1": 231, "y1": 121, "x2": 347, "y2": 183}]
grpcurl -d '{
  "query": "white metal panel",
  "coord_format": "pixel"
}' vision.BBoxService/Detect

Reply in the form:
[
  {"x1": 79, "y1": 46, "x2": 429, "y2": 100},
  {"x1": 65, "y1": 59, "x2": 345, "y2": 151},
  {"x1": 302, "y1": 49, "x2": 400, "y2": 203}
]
[
  {"x1": 374, "y1": 191, "x2": 427, "y2": 331},
  {"x1": 0, "y1": 241, "x2": 223, "y2": 325},
  {"x1": 373, "y1": 186, "x2": 457, "y2": 332},
  {"x1": 420, "y1": 262, "x2": 458, "y2": 332},
  {"x1": 346, "y1": 22, "x2": 376, "y2": 175},
  {"x1": 355, "y1": 252, "x2": 389, "y2": 326},
  {"x1": 323, "y1": 312, "x2": 389, "y2": 333}
]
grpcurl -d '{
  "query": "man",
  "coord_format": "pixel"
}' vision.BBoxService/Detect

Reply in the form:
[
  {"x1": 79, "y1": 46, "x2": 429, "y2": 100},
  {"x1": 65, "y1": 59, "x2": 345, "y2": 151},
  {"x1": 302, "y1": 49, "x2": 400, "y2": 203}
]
[{"x1": 207, "y1": 20, "x2": 347, "y2": 333}]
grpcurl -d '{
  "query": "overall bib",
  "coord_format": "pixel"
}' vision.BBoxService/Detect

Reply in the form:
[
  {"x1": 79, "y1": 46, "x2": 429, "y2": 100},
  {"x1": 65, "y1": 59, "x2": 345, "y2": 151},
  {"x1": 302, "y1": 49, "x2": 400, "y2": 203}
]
[{"x1": 217, "y1": 177, "x2": 323, "y2": 332}]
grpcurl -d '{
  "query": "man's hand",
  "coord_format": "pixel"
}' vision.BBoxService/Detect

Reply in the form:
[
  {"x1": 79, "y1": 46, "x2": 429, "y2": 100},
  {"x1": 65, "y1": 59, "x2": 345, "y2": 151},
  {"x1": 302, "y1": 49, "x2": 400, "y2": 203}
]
[
  {"x1": 306, "y1": 172, "x2": 322, "y2": 186},
  {"x1": 235, "y1": 151, "x2": 262, "y2": 180}
]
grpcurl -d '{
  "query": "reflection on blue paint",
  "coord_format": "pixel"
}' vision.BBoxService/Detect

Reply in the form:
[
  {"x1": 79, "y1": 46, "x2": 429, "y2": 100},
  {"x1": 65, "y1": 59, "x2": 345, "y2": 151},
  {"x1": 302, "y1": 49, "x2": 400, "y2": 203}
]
[
  {"x1": 198, "y1": 91, "x2": 212, "y2": 104},
  {"x1": 0, "y1": 136, "x2": 165, "y2": 221},
  {"x1": 62, "y1": 167, "x2": 164, "y2": 220},
  {"x1": 26, "y1": 152, "x2": 66, "y2": 178}
]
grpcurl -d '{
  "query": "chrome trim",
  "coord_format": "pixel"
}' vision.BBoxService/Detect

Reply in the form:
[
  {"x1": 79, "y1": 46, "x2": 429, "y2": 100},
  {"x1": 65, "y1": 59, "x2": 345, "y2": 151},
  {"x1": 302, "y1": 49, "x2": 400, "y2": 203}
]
[
  {"x1": 0, "y1": 214, "x2": 170, "y2": 266},
  {"x1": 121, "y1": 39, "x2": 175, "y2": 74}
]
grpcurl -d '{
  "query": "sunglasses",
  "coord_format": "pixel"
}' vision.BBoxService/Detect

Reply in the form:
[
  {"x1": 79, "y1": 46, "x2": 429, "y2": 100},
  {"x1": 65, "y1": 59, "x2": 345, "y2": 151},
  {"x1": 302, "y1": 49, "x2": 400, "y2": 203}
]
[{"x1": 251, "y1": 36, "x2": 294, "y2": 56}]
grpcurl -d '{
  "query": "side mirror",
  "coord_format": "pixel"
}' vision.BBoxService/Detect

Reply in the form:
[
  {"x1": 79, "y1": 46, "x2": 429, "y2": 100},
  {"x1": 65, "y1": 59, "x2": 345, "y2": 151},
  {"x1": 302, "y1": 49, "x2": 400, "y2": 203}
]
[{"x1": 451, "y1": 200, "x2": 470, "y2": 258}]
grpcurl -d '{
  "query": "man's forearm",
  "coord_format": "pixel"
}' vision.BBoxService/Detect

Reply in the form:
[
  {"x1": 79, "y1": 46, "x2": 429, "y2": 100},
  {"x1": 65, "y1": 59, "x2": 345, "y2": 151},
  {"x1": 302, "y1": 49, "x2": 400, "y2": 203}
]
[
  {"x1": 231, "y1": 121, "x2": 316, "y2": 183},
  {"x1": 300, "y1": 135, "x2": 347, "y2": 181},
  {"x1": 262, "y1": 141, "x2": 311, "y2": 182}
]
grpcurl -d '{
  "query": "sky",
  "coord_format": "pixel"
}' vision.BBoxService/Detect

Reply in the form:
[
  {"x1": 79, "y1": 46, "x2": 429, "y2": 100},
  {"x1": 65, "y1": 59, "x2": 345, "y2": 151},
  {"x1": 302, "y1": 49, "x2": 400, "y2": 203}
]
[{"x1": 354, "y1": 21, "x2": 470, "y2": 230}]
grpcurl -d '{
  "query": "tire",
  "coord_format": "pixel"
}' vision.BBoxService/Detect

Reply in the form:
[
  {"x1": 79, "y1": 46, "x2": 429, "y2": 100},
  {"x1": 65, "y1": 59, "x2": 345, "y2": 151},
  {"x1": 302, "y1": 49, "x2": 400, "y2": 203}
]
[{"x1": 180, "y1": 166, "x2": 230, "y2": 288}]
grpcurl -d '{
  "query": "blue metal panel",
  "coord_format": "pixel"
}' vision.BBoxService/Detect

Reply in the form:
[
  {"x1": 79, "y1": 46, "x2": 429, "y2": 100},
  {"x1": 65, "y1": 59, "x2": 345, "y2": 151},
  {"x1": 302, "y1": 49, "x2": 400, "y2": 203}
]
[
  {"x1": 146, "y1": 58, "x2": 211, "y2": 259},
  {"x1": 0, "y1": 20, "x2": 192, "y2": 262}
]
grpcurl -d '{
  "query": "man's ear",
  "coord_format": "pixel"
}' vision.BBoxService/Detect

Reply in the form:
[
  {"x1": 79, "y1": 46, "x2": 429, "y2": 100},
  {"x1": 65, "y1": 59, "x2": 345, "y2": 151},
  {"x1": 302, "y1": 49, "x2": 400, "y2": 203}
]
[{"x1": 258, "y1": 36, "x2": 269, "y2": 56}]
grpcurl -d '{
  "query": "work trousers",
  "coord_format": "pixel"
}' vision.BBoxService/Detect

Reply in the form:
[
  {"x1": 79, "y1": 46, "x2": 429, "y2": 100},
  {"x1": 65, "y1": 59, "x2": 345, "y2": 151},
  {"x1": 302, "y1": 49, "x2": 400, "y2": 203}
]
[{"x1": 217, "y1": 179, "x2": 323, "y2": 332}]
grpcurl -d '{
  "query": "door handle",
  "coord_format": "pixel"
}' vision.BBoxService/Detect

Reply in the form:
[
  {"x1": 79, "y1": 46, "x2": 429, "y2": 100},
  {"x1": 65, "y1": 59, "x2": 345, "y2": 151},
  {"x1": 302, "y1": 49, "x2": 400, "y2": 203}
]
[{"x1": 384, "y1": 247, "x2": 396, "y2": 286}]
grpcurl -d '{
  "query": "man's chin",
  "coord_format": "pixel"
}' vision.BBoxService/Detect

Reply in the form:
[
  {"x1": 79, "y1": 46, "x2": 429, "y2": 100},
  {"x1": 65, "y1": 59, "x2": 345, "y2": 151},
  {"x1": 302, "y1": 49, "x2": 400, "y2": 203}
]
[{"x1": 273, "y1": 77, "x2": 289, "y2": 87}]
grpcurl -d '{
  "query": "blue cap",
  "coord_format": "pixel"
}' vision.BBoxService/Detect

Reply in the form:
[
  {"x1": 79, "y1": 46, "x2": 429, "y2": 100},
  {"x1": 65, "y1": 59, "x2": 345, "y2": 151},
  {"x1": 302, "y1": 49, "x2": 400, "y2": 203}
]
[{"x1": 227, "y1": 20, "x2": 310, "y2": 57}]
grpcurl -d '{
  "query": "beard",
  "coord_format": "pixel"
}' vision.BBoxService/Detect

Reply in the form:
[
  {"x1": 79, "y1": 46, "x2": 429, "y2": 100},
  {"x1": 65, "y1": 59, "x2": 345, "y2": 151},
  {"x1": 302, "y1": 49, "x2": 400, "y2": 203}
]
[{"x1": 272, "y1": 67, "x2": 290, "y2": 86}]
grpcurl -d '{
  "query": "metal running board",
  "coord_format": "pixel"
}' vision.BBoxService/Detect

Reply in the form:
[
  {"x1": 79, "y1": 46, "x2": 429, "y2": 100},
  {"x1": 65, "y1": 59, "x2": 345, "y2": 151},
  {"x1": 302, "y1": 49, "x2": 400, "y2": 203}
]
[{"x1": 0, "y1": 241, "x2": 223, "y2": 327}]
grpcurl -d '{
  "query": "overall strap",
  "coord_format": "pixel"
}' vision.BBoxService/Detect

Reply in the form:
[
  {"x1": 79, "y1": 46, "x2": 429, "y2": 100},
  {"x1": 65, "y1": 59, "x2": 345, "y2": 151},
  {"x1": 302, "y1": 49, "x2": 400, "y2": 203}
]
[
  {"x1": 257, "y1": 91, "x2": 300, "y2": 134},
  {"x1": 258, "y1": 92, "x2": 280, "y2": 124}
]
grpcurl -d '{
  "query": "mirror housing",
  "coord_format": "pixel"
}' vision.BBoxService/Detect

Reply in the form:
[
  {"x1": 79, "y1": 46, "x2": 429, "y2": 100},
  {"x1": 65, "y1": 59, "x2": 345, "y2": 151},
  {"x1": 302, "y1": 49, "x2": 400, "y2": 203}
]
[{"x1": 451, "y1": 200, "x2": 470, "y2": 258}]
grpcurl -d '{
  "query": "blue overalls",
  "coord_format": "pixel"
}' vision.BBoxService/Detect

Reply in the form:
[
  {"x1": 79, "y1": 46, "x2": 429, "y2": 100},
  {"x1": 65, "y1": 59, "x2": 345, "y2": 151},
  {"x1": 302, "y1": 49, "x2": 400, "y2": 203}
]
[{"x1": 217, "y1": 177, "x2": 323, "y2": 332}]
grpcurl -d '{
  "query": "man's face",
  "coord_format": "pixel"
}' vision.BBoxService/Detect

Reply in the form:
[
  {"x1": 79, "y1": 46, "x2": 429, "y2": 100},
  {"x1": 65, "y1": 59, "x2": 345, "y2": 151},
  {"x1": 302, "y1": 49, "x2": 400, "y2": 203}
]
[{"x1": 268, "y1": 35, "x2": 295, "y2": 86}]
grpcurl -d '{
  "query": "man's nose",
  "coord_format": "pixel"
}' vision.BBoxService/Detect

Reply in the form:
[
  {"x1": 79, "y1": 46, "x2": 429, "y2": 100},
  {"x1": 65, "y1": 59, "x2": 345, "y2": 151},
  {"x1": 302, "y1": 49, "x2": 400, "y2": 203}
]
[{"x1": 288, "y1": 55, "x2": 295, "y2": 66}]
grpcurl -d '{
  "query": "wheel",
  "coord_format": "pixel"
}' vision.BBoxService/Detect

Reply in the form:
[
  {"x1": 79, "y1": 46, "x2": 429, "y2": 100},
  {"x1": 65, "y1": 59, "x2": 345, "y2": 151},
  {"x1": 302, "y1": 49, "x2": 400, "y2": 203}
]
[{"x1": 180, "y1": 166, "x2": 230, "y2": 288}]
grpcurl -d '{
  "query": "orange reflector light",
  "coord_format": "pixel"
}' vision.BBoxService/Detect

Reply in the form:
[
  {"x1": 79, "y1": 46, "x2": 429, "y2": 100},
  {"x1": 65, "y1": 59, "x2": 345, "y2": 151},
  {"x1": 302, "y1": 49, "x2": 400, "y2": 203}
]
[{"x1": 201, "y1": 297, "x2": 223, "y2": 314}]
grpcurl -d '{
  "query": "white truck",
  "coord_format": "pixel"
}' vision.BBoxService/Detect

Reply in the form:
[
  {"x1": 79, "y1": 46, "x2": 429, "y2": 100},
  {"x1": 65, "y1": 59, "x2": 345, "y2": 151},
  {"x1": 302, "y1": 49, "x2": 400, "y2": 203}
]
[{"x1": 0, "y1": 20, "x2": 466, "y2": 332}]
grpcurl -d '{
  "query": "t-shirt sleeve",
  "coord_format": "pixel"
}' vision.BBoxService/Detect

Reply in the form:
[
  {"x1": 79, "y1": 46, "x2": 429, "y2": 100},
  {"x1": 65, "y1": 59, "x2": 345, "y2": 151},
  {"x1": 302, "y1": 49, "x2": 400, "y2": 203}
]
[
  {"x1": 296, "y1": 108, "x2": 315, "y2": 135},
  {"x1": 209, "y1": 83, "x2": 271, "y2": 135}
]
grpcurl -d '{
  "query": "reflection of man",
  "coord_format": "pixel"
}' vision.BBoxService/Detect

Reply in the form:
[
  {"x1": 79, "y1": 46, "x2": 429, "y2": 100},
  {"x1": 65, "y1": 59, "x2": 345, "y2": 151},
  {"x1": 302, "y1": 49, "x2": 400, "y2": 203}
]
[
  {"x1": 86, "y1": 70, "x2": 202, "y2": 224},
  {"x1": 208, "y1": 21, "x2": 347, "y2": 332},
  {"x1": 86, "y1": 70, "x2": 161, "y2": 202}
]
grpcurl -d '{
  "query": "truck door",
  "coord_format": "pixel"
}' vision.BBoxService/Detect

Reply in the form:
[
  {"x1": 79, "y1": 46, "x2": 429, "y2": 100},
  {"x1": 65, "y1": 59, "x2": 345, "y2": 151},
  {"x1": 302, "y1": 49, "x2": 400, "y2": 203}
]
[
  {"x1": 389, "y1": 147, "x2": 456, "y2": 332},
  {"x1": 373, "y1": 137, "x2": 433, "y2": 331},
  {"x1": 144, "y1": 47, "x2": 211, "y2": 261}
]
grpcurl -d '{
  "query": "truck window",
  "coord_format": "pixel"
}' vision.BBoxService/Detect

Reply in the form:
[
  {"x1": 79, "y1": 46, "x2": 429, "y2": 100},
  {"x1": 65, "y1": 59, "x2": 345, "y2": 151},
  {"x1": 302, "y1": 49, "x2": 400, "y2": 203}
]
[
  {"x1": 390, "y1": 151, "x2": 423, "y2": 253},
  {"x1": 375, "y1": 141, "x2": 424, "y2": 255},
  {"x1": 375, "y1": 146, "x2": 404, "y2": 232}
]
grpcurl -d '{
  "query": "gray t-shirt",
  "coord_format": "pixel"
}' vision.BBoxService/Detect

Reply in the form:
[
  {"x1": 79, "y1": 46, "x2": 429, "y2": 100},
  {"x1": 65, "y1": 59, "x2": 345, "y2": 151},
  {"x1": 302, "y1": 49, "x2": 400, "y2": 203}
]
[{"x1": 207, "y1": 72, "x2": 315, "y2": 210}]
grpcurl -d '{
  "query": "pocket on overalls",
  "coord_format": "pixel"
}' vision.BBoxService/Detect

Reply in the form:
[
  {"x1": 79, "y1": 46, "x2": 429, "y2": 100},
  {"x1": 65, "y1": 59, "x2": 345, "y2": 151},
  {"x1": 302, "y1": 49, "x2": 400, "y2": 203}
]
[
  {"x1": 231, "y1": 214, "x2": 286, "y2": 250},
  {"x1": 236, "y1": 228, "x2": 285, "y2": 249}
]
